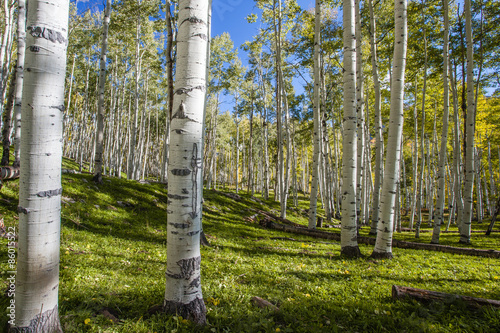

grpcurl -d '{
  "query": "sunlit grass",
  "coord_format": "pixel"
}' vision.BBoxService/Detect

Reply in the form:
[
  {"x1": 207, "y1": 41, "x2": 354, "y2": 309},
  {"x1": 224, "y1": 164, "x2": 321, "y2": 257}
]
[{"x1": 0, "y1": 157, "x2": 499, "y2": 332}]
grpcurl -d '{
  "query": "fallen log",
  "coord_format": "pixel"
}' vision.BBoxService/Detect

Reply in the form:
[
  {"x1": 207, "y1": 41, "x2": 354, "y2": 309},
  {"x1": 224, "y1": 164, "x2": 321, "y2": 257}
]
[
  {"x1": 259, "y1": 219, "x2": 500, "y2": 258},
  {"x1": 398, "y1": 228, "x2": 499, "y2": 234},
  {"x1": 392, "y1": 285, "x2": 500, "y2": 308}
]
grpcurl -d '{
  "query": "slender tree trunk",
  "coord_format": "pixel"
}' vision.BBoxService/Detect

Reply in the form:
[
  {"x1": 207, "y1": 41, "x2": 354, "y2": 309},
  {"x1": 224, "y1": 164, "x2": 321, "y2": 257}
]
[
  {"x1": 368, "y1": 0, "x2": 383, "y2": 235},
  {"x1": 431, "y1": 0, "x2": 450, "y2": 244},
  {"x1": 12, "y1": 0, "x2": 26, "y2": 168},
  {"x1": 1, "y1": 68, "x2": 15, "y2": 165},
  {"x1": 12, "y1": 0, "x2": 69, "y2": 330},
  {"x1": 308, "y1": 0, "x2": 322, "y2": 229},
  {"x1": 461, "y1": 0, "x2": 475, "y2": 244},
  {"x1": 371, "y1": 0, "x2": 407, "y2": 259},
  {"x1": 93, "y1": 0, "x2": 112, "y2": 183},
  {"x1": 341, "y1": 0, "x2": 360, "y2": 257},
  {"x1": 451, "y1": 59, "x2": 464, "y2": 230},
  {"x1": 355, "y1": 0, "x2": 365, "y2": 226},
  {"x1": 128, "y1": 18, "x2": 141, "y2": 180}
]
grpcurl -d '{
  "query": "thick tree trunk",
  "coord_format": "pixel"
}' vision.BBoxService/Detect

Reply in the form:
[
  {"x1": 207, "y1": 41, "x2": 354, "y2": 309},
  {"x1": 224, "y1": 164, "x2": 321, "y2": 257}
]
[
  {"x1": 163, "y1": 0, "x2": 208, "y2": 324},
  {"x1": 11, "y1": 0, "x2": 69, "y2": 330},
  {"x1": 372, "y1": 0, "x2": 407, "y2": 259}
]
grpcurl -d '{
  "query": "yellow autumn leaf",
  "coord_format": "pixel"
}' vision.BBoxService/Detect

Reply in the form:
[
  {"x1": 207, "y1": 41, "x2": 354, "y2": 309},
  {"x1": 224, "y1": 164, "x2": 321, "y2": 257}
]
[{"x1": 84, "y1": 318, "x2": 91, "y2": 325}]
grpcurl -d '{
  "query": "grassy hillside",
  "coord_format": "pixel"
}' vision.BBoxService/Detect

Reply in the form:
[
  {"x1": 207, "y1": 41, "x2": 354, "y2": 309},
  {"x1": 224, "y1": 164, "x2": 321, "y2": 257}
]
[{"x1": 1, "y1": 158, "x2": 499, "y2": 332}]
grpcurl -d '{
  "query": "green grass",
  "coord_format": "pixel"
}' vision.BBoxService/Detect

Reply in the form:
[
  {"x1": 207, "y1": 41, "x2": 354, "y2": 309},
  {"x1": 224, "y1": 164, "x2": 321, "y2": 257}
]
[{"x1": 1, "y1": 157, "x2": 500, "y2": 332}]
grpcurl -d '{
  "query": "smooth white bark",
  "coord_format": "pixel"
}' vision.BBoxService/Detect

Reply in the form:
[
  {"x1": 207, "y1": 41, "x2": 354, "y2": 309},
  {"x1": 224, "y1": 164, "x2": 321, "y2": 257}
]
[
  {"x1": 461, "y1": 0, "x2": 475, "y2": 244},
  {"x1": 431, "y1": 0, "x2": 450, "y2": 244},
  {"x1": 94, "y1": 0, "x2": 112, "y2": 182},
  {"x1": 164, "y1": 0, "x2": 208, "y2": 324},
  {"x1": 372, "y1": 0, "x2": 407, "y2": 258},
  {"x1": 14, "y1": 0, "x2": 69, "y2": 330},
  {"x1": 308, "y1": 0, "x2": 321, "y2": 229},
  {"x1": 341, "y1": 0, "x2": 360, "y2": 256}
]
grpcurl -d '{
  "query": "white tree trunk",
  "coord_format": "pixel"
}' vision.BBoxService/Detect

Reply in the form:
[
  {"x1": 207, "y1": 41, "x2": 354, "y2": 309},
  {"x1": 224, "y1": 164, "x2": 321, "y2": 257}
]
[
  {"x1": 371, "y1": 0, "x2": 407, "y2": 258},
  {"x1": 355, "y1": 0, "x2": 365, "y2": 226},
  {"x1": 13, "y1": 0, "x2": 69, "y2": 330},
  {"x1": 461, "y1": 0, "x2": 475, "y2": 244},
  {"x1": 368, "y1": 0, "x2": 383, "y2": 235},
  {"x1": 93, "y1": 0, "x2": 112, "y2": 183},
  {"x1": 308, "y1": 0, "x2": 322, "y2": 229},
  {"x1": 12, "y1": 0, "x2": 26, "y2": 168},
  {"x1": 341, "y1": 0, "x2": 360, "y2": 257},
  {"x1": 431, "y1": 0, "x2": 450, "y2": 244},
  {"x1": 163, "y1": 0, "x2": 208, "y2": 324}
]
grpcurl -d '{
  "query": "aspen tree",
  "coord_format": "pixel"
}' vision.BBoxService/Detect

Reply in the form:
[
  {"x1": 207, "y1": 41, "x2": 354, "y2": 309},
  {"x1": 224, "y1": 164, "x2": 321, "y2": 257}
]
[
  {"x1": 355, "y1": 0, "x2": 365, "y2": 226},
  {"x1": 163, "y1": 0, "x2": 209, "y2": 323},
  {"x1": 371, "y1": 0, "x2": 407, "y2": 258},
  {"x1": 12, "y1": 0, "x2": 69, "y2": 330},
  {"x1": 461, "y1": 0, "x2": 475, "y2": 244},
  {"x1": 431, "y1": 0, "x2": 450, "y2": 244},
  {"x1": 368, "y1": 0, "x2": 383, "y2": 235},
  {"x1": 12, "y1": 0, "x2": 26, "y2": 168},
  {"x1": 341, "y1": 0, "x2": 361, "y2": 257},
  {"x1": 94, "y1": 0, "x2": 112, "y2": 183},
  {"x1": 308, "y1": 0, "x2": 321, "y2": 229}
]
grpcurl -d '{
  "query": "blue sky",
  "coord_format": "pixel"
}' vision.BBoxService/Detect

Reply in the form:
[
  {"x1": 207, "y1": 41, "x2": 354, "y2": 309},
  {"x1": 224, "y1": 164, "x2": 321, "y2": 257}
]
[{"x1": 212, "y1": 0, "x2": 315, "y2": 48}]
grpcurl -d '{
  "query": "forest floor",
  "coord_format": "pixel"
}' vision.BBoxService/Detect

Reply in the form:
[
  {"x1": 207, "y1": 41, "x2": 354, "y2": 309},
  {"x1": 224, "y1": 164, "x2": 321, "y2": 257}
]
[{"x1": 1, "y1": 158, "x2": 500, "y2": 332}]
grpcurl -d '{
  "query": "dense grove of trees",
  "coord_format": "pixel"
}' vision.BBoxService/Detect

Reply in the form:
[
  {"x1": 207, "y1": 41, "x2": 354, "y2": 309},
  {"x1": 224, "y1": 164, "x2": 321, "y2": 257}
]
[{"x1": 1, "y1": 0, "x2": 500, "y2": 327}]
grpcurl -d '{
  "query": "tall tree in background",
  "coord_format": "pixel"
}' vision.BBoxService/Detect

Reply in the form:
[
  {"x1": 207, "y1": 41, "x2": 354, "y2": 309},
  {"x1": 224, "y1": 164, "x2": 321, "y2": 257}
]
[
  {"x1": 341, "y1": 0, "x2": 361, "y2": 257},
  {"x1": 12, "y1": 0, "x2": 69, "y2": 330},
  {"x1": 308, "y1": 0, "x2": 321, "y2": 229},
  {"x1": 372, "y1": 0, "x2": 407, "y2": 258},
  {"x1": 461, "y1": 0, "x2": 475, "y2": 244},
  {"x1": 12, "y1": 0, "x2": 26, "y2": 168},
  {"x1": 431, "y1": 0, "x2": 450, "y2": 244},
  {"x1": 163, "y1": 0, "x2": 209, "y2": 324},
  {"x1": 93, "y1": 0, "x2": 112, "y2": 183},
  {"x1": 368, "y1": 0, "x2": 383, "y2": 235}
]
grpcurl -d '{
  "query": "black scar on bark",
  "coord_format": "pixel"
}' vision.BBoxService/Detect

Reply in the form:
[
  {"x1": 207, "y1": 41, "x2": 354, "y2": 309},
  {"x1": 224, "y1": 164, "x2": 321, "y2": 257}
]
[
  {"x1": 171, "y1": 169, "x2": 191, "y2": 176},
  {"x1": 8, "y1": 304, "x2": 62, "y2": 333},
  {"x1": 189, "y1": 276, "x2": 201, "y2": 288},
  {"x1": 180, "y1": 17, "x2": 206, "y2": 27},
  {"x1": 17, "y1": 206, "x2": 31, "y2": 214},
  {"x1": 341, "y1": 246, "x2": 362, "y2": 258},
  {"x1": 370, "y1": 251, "x2": 394, "y2": 259},
  {"x1": 175, "y1": 86, "x2": 205, "y2": 95},
  {"x1": 30, "y1": 46, "x2": 40, "y2": 52},
  {"x1": 169, "y1": 222, "x2": 190, "y2": 229},
  {"x1": 27, "y1": 26, "x2": 67, "y2": 44},
  {"x1": 163, "y1": 297, "x2": 206, "y2": 325},
  {"x1": 50, "y1": 105, "x2": 65, "y2": 112},
  {"x1": 166, "y1": 256, "x2": 201, "y2": 280},
  {"x1": 37, "y1": 188, "x2": 63, "y2": 198},
  {"x1": 168, "y1": 194, "x2": 188, "y2": 200},
  {"x1": 187, "y1": 230, "x2": 200, "y2": 236},
  {"x1": 172, "y1": 101, "x2": 188, "y2": 119}
]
